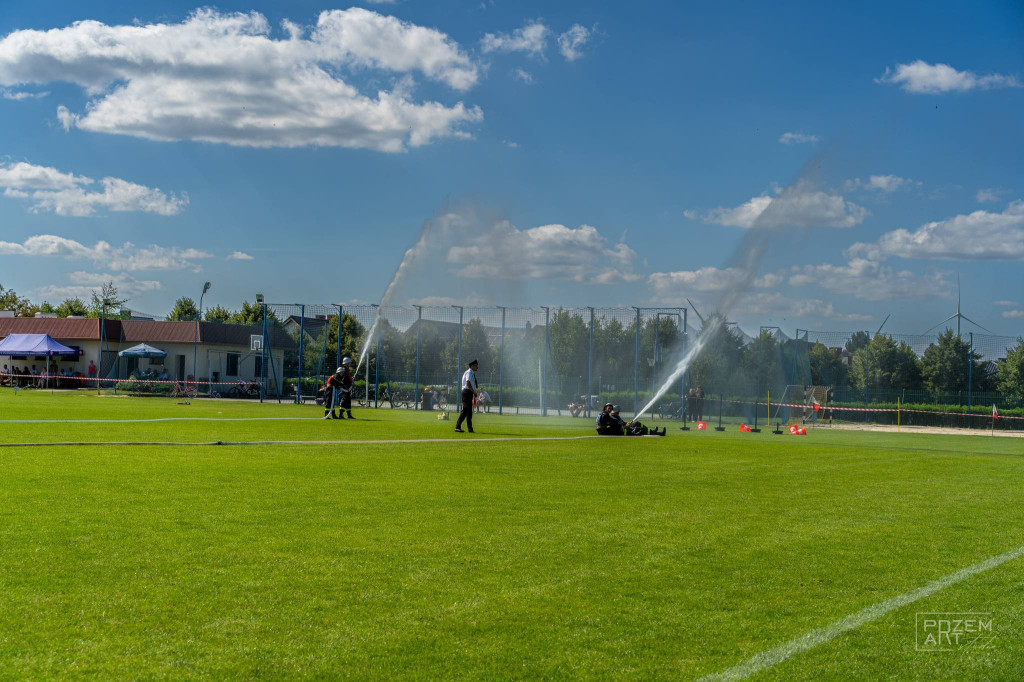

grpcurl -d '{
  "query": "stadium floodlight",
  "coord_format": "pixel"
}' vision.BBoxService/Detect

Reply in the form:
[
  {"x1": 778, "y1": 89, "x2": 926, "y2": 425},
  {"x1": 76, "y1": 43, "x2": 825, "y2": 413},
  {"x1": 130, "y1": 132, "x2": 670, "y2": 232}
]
[{"x1": 921, "y1": 273, "x2": 992, "y2": 336}]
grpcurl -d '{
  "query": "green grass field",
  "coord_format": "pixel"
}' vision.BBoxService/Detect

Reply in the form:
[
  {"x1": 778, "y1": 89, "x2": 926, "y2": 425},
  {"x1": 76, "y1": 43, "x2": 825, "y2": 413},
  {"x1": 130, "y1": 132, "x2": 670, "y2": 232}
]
[{"x1": 1, "y1": 389, "x2": 1023, "y2": 679}]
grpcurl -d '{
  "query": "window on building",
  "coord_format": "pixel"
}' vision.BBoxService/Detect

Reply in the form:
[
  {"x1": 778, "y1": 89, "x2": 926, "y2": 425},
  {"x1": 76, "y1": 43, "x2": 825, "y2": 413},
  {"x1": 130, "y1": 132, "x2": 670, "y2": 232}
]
[
  {"x1": 254, "y1": 356, "x2": 263, "y2": 379},
  {"x1": 226, "y1": 353, "x2": 240, "y2": 377}
]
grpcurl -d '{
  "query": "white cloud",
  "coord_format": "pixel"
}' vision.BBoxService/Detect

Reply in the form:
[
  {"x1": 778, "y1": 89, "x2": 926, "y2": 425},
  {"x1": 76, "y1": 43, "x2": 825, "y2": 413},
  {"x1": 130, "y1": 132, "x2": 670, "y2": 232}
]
[
  {"x1": 447, "y1": 221, "x2": 640, "y2": 283},
  {"x1": 701, "y1": 185, "x2": 868, "y2": 229},
  {"x1": 0, "y1": 9, "x2": 482, "y2": 152},
  {"x1": 993, "y1": 300, "x2": 1018, "y2": 307},
  {"x1": 407, "y1": 294, "x2": 492, "y2": 307},
  {"x1": 512, "y1": 67, "x2": 534, "y2": 84},
  {"x1": 739, "y1": 293, "x2": 873, "y2": 323},
  {"x1": 481, "y1": 21, "x2": 549, "y2": 56},
  {"x1": 557, "y1": 24, "x2": 592, "y2": 61},
  {"x1": 502, "y1": 140, "x2": 519, "y2": 148},
  {"x1": 0, "y1": 234, "x2": 211, "y2": 271},
  {"x1": 0, "y1": 87, "x2": 48, "y2": 100},
  {"x1": 1003, "y1": 310, "x2": 1024, "y2": 319},
  {"x1": 876, "y1": 60, "x2": 1022, "y2": 94},
  {"x1": 848, "y1": 201, "x2": 1024, "y2": 261},
  {"x1": 976, "y1": 188, "x2": 1004, "y2": 203},
  {"x1": 844, "y1": 174, "x2": 916, "y2": 193},
  {"x1": 227, "y1": 251, "x2": 254, "y2": 261},
  {"x1": 778, "y1": 131, "x2": 819, "y2": 144},
  {"x1": 0, "y1": 161, "x2": 187, "y2": 216},
  {"x1": 35, "y1": 271, "x2": 163, "y2": 300},
  {"x1": 648, "y1": 267, "x2": 782, "y2": 296},
  {"x1": 789, "y1": 258, "x2": 951, "y2": 301}
]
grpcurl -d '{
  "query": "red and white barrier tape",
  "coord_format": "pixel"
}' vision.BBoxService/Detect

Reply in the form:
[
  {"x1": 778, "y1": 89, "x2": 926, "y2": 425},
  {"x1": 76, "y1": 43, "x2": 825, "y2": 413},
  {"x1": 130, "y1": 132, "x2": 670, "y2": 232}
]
[
  {"x1": 0, "y1": 372, "x2": 261, "y2": 387},
  {"x1": 724, "y1": 398, "x2": 1024, "y2": 422}
]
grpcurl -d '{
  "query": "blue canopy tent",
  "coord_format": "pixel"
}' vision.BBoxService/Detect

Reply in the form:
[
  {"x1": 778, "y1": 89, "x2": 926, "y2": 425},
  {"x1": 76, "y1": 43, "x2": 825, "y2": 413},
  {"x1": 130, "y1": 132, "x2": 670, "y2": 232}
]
[
  {"x1": 118, "y1": 343, "x2": 167, "y2": 359},
  {"x1": 0, "y1": 333, "x2": 81, "y2": 356}
]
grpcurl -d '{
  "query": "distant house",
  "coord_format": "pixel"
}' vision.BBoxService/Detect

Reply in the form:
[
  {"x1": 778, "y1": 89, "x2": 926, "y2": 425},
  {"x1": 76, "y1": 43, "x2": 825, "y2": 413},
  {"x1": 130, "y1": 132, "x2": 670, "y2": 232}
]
[
  {"x1": 283, "y1": 315, "x2": 332, "y2": 337},
  {"x1": 0, "y1": 317, "x2": 296, "y2": 385}
]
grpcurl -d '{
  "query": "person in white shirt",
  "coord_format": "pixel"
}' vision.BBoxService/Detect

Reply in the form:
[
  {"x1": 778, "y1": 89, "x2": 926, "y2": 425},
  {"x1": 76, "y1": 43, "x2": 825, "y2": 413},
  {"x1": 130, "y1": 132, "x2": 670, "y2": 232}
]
[{"x1": 455, "y1": 359, "x2": 479, "y2": 433}]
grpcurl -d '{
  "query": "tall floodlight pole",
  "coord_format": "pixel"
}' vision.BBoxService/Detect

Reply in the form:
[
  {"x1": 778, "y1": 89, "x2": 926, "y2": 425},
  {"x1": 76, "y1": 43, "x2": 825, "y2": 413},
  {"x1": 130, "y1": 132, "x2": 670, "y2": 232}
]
[
  {"x1": 587, "y1": 307, "x2": 595, "y2": 419},
  {"x1": 632, "y1": 307, "x2": 641, "y2": 417},
  {"x1": 193, "y1": 281, "x2": 211, "y2": 392},
  {"x1": 540, "y1": 306, "x2": 550, "y2": 417},
  {"x1": 654, "y1": 312, "x2": 662, "y2": 388},
  {"x1": 497, "y1": 306, "x2": 506, "y2": 415},
  {"x1": 296, "y1": 304, "x2": 305, "y2": 404},
  {"x1": 413, "y1": 305, "x2": 423, "y2": 410},
  {"x1": 452, "y1": 305, "x2": 463, "y2": 398},
  {"x1": 864, "y1": 330, "x2": 870, "y2": 422}
]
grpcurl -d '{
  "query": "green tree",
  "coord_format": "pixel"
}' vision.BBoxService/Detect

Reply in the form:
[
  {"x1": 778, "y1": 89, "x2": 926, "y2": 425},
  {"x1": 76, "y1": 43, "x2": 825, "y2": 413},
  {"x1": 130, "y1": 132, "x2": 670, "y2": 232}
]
[
  {"x1": 808, "y1": 342, "x2": 849, "y2": 387},
  {"x1": 845, "y1": 331, "x2": 869, "y2": 355},
  {"x1": 921, "y1": 328, "x2": 992, "y2": 393},
  {"x1": 442, "y1": 318, "x2": 496, "y2": 386},
  {"x1": 204, "y1": 304, "x2": 234, "y2": 323},
  {"x1": 89, "y1": 281, "x2": 128, "y2": 319},
  {"x1": 849, "y1": 335, "x2": 923, "y2": 390},
  {"x1": 229, "y1": 300, "x2": 273, "y2": 325},
  {"x1": 55, "y1": 297, "x2": 89, "y2": 317},
  {"x1": 167, "y1": 296, "x2": 200, "y2": 321},
  {"x1": 995, "y1": 339, "x2": 1024, "y2": 396},
  {"x1": 0, "y1": 283, "x2": 35, "y2": 316}
]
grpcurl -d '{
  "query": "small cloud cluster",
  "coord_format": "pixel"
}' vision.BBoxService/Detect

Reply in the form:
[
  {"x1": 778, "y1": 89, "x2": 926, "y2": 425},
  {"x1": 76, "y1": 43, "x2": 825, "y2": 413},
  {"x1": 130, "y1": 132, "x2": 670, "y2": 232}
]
[
  {"x1": 227, "y1": 251, "x2": 254, "y2": 261},
  {"x1": 976, "y1": 188, "x2": 1004, "y2": 203},
  {"x1": 778, "y1": 131, "x2": 819, "y2": 145},
  {"x1": 844, "y1": 174, "x2": 917, "y2": 193},
  {"x1": 447, "y1": 221, "x2": 640, "y2": 284},
  {"x1": 481, "y1": 20, "x2": 594, "y2": 64},
  {"x1": 877, "y1": 60, "x2": 1022, "y2": 94},
  {"x1": 0, "y1": 161, "x2": 186, "y2": 216},
  {"x1": 699, "y1": 185, "x2": 868, "y2": 229},
  {"x1": 0, "y1": 234, "x2": 211, "y2": 272},
  {"x1": 35, "y1": 271, "x2": 163, "y2": 301}
]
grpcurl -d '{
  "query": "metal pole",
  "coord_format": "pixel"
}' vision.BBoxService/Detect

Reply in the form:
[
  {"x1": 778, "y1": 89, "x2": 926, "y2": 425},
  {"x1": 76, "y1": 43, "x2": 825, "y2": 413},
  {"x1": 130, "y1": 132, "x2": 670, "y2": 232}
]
[
  {"x1": 297, "y1": 304, "x2": 305, "y2": 404},
  {"x1": 541, "y1": 306, "x2": 550, "y2": 416},
  {"x1": 864, "y1": 331, "x2": 870, "y2": 422},
  {"x1": 373, "y1": 305, "x2": 380, "y2": 409},
  {"x1": 587, "y1": 307, "x2": 595, "y2": 419},
  {"x1": 968, "y1": 332, "x2": 973, "y2": 415},
  {"x1": 414, "y1": 305, "x2": 422, "y2": 410},
  {"x1": 633, "y1": 307, "x2": 640, "y2": 416},
  {"x1": 654, "y1": 312, "x2": 661, "y2": 386},
  {"x1": 260, "y1": 303, "x2": 267, "y2": 402},
  {"x1": 336, "y1": 305, "x2": 343, "y2": 374},
  {"x1": 453, "y1": 305, "x2": 463, "y2": 399},
  {"x1": 98, "y1": 301, "x2": 105, "y2": 395},
  {"x1": 682, "y1": 307, "x2": 688, "y2": 402},
  {"x1": 498, "y1": 306, "x2": 506, "y2": 415}
]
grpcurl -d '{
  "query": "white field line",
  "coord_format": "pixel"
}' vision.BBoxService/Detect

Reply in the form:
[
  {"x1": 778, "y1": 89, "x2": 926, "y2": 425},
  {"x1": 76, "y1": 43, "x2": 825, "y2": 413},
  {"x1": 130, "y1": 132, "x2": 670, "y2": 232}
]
[
  {"x1": 0, "y1": 435, "x2": 609, "y2": 448},
  {"x1": 698, "y1": 543, "x2": 1024, "y2": 681},
  {"x1": 0, "y1": 417, "x2": 319, "y2": 424}
]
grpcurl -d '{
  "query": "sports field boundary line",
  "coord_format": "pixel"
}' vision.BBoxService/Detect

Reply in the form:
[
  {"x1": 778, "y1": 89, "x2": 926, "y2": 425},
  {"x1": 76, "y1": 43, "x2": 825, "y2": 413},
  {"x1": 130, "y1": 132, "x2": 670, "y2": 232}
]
[
  {"x1": 0, "y1": 417, "x2": 324, "y2": 424},
  {"x1": 0, "y1": 435, "x2": 611, "y2": 448},
  {"x1": 697, "y1": 543, "x2": 1024, "y2": 681}
]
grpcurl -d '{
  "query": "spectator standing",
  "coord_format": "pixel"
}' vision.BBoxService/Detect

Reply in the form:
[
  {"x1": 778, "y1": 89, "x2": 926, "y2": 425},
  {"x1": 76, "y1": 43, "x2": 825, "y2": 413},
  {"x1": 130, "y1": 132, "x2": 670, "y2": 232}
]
[
  {"x1": 455, "y1": 360, "x2": 479, "y2": 433},
  {"x1": 696, "y1": 385, "x2": 705, "y2": 421}
]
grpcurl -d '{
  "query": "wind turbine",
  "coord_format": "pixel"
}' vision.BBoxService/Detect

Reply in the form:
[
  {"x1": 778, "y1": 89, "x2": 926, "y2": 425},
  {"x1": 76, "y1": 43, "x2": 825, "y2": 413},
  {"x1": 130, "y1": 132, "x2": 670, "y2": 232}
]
[{"x1": 922, "y1": 273, "x2": 992, "y2": 335}]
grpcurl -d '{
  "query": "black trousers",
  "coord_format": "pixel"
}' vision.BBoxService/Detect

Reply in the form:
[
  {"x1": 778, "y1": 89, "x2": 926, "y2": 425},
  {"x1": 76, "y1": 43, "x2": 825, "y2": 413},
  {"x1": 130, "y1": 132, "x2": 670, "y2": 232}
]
[
  {"x1": 456, "y1": 389, "x2": 474, "y2": 430},
  {"x1": 340, "y1": 389, "x2": 352, "y2": 411}
]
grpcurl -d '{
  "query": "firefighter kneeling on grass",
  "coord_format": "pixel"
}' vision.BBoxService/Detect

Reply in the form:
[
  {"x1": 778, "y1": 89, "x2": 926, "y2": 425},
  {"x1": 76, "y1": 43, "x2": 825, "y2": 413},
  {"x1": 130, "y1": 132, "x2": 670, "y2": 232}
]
[{"x1": 323, "y1": 357, "x2": 355, "y2": 420}]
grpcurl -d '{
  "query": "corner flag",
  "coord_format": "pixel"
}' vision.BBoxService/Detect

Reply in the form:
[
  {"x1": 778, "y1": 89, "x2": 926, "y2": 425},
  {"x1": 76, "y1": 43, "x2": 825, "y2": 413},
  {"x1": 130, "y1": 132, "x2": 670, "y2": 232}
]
[{"x1": 993, "y1": 404, "x2": 998, "y2": 420}]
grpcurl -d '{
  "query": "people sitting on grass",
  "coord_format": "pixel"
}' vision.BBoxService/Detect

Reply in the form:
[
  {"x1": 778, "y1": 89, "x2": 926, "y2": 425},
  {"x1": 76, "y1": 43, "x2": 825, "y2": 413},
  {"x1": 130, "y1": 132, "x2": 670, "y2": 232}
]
[
  {"x1": 595, "y1": 403, "x2": 665, "y2": 436},
  {"x1": 476, "y1": 389, "x2": 491, "y2": 413},
  {"x1": 569, "y1": 395, "x2": 586, "y2": 417}
]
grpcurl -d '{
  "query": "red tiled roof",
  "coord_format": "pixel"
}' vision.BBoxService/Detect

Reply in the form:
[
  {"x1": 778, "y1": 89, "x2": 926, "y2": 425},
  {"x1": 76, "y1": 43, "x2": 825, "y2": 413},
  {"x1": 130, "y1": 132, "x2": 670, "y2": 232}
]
[{"x1": 0, "y1": 318, "x2": 297, "y2": 349}]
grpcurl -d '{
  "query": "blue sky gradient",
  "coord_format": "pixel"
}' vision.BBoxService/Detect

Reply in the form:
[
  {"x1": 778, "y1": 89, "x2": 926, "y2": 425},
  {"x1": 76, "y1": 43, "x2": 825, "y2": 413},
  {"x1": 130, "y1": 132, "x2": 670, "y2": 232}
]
[{"x1": 0, "y1": 1, "x2": 1022, "y2": 333}]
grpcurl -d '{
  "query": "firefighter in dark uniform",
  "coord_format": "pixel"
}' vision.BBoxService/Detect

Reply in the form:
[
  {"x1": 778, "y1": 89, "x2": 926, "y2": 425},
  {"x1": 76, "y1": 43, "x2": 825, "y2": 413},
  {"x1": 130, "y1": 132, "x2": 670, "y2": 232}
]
[
  {"x1": 338, "y1": 356, "x2": 355, "y2": 419},
  {"x1": 323, "y1": 366, "x2": 345, "y2": 419}
]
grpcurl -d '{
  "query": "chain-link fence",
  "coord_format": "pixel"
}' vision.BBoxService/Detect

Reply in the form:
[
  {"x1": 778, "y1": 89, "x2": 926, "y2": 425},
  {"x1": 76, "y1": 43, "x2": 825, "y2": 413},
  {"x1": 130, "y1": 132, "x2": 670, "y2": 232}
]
[{"x1": 241, "y1": 303, "x2": 1024, "y2": 432}]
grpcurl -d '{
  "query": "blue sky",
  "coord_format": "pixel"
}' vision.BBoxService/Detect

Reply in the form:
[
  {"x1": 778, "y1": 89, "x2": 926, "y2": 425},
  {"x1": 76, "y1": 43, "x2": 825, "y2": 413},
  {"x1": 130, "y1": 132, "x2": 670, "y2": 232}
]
[{"x1": 0, "y1": 0, "x2": 1022, "y2": 334}]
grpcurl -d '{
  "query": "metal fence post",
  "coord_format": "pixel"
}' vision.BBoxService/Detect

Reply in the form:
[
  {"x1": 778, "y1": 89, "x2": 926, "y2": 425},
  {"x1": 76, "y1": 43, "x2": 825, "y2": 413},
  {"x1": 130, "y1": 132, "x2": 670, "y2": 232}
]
[
  {"x1": 260, "y1": 302, "x2": 268, "y2": 402},
  {"x1": 682, "y1": 307, "x2": 688, "y2": 400},
  {"x1": 968, "y1": 332, "x2": 973, "y2": 414},
  {"x1": 587, "y1": 307, "x2": 595, "y2": 419},
  {"x1": 633, "y1": 307, "x2": 641, "y2": 416},
  {"x1": 297, "y1": 304, "x2": 305, "y2": 404},
  {"x1": 414, "y1": 305, "x2": 422, "y2": 410},
  {"x1": 864, "y1": 330, "x2": 870, "y2": 422},
  {"x1": 498, "y1": 306, "x2": 506, "y2": 415},
  {"x1": 541, "y1": 306, "x2": 550, "y2": 416},
  {"x1": 453, "y1": 305, "x2": 463, "y2": 398},
  {"x1": 336, "y1": 304, "x2": 343, "y2": 373}
]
